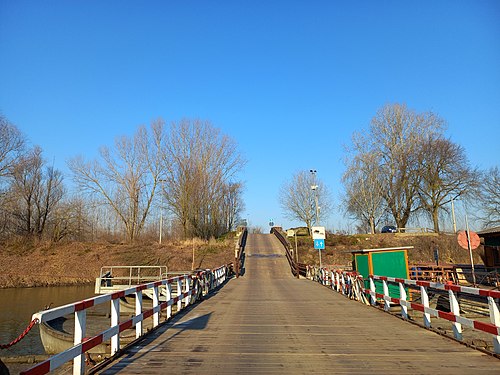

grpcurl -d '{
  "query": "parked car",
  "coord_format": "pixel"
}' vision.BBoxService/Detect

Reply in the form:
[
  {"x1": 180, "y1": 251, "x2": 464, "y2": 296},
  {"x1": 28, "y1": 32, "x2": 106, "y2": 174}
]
[{"x1": 381, "y1": 225, "x2": 397, "y2": 233}]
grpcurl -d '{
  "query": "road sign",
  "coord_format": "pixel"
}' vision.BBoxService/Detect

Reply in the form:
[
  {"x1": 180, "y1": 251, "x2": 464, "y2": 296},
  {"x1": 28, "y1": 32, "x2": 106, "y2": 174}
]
[
  {"x1": 312, "y1": 226, "x2": 326, "y2": 240},
  {"x1": 314, "y1": 239, "x2": 325, "y2": 250},
  {"x1": 457, "y1": 230, "x2": 480, "y2": 250}
]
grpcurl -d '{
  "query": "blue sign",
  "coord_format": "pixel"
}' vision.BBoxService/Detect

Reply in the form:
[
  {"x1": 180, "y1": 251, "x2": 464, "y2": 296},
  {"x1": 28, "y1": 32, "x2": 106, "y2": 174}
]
[{"x1": 314, "y1": 239, "x2": 325, "y2": 250}]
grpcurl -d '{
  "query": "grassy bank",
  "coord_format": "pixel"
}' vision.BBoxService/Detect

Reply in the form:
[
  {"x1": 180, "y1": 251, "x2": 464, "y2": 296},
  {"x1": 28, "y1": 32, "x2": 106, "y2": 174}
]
[
  {"x1": 0, "y1": 237, "x2": 235, "y2": 288},
  {"x1": 291, "y1": 232, "x2": 484, "y2": 268},
  {"x1": 0, "y1": 232, "x2": 484, "y2": 288}
]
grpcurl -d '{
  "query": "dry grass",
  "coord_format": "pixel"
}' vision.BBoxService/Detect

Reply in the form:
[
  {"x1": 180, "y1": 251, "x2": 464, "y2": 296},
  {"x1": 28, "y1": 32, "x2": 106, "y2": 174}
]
[
  {"x1": 0, "y1": 232, "x2": 484, "y2": 288},
  {"x1": 295, "y1": 233, "x2": 485, "y2": 268},
  {"x1": 0, "y1": 236, "x2": 236, "y2": 288}
]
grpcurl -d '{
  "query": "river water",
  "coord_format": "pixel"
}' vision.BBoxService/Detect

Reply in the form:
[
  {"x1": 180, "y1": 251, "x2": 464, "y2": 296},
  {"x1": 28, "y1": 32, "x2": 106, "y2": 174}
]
[{"x1": 0, "y1": 284, "x2": 95, "y2": 357}]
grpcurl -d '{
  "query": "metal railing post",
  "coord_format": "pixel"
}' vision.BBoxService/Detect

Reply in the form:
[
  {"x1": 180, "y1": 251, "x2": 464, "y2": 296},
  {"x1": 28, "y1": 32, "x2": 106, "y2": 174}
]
[
  {"x1": 166, "y1": 282, "x2": 173, "y2": 319},
  {"x1": 135, "y1": 290, "x2": 143, "y2": 338},
  {"x1": 74, "y1": 310, "x2": 86, "y2": 375},
  {"x1": 399, "y1": 282, "x2": 408, "y2": 319},
  {"x1": 488, "y1": 296, "x2": 500, "y2": 353},
  {"x1": 184, "y1": 276, "x2": 190, "y2": 306},
  {"x1": 152, "y1": 285, "x2": 160, "y2": 328},
  {"x1": 177, "y1": 278, "x2": 183, "y2": 312},
  {"x1": 111, "y1": 298, "x2": 120, "y2": 355},
  {"x1": 369, "y1": 277, "x2": 376, "y2": 306},
  {"x1": 449, "y1": 289, "x2": 462, "y2": 340},
  {"x1": 420, "y1": 286, "x2": 431, "y2": 328},
  {"x1": 383, "y1": 280, "x2": 390, "y2": 312}
]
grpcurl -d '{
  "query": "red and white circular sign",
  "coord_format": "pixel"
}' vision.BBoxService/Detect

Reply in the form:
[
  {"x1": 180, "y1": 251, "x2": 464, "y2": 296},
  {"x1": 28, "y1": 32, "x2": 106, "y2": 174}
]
[{"x1": 457, "y1": 230, "x2": 480, "y2": 250}]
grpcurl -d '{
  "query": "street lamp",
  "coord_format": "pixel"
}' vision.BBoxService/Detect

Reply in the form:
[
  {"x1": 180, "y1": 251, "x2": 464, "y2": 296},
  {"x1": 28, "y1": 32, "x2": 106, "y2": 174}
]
[
  {"x1": 451, "y1": 198, "x2": 456, "y2": 233},
  {"x1": 310, "y1": 169, "x2": 319, "y2": 225},
  {"x1": 310, "y1": 169, "x2": 322, "y2": 269},
  {"x1": 451, "y1": 196, "x2": 458, "y2": 233}
]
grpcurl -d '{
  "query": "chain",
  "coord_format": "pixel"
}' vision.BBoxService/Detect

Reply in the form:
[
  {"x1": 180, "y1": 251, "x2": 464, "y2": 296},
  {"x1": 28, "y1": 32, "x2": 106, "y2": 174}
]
[{"x1": 0, "y1": 318, "x2": 39, "y2": 349}]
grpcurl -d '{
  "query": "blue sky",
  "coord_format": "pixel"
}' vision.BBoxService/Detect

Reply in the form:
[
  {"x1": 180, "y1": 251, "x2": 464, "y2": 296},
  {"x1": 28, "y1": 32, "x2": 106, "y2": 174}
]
[{"x1": 1, "y1": 1, "x2": 499, "y2": 231}]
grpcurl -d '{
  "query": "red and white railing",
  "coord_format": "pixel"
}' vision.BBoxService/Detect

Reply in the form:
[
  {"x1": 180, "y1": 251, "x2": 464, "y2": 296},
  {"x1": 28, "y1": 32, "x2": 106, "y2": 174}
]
[
  {"x1": 314, "y1": 267, "x2": 500, "y2": 354},
  {"x1": 21, "y1": 265, "x2": 229, "y2": 375}
]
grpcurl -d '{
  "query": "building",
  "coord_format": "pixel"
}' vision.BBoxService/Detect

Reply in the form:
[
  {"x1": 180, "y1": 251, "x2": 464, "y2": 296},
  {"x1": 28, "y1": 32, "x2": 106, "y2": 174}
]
[{"x1": 477, "y1": 226, "x2": 500, "y2": 268}]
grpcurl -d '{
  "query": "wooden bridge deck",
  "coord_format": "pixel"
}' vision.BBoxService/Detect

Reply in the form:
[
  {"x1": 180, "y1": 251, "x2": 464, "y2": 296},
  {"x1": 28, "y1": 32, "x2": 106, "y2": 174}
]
[{"x1": 95, "y1": 234, "x2": 500, "y2": 374}]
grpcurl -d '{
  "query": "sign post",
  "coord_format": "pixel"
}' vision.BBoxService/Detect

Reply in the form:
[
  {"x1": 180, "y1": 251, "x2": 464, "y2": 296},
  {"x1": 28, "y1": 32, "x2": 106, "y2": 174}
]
[
  {"x1": 465, "y1": 215, "x2": 477, "y2": 286},
  {"x1": 457, "y1": 215, "x2": 480, "y2": 286},
  {"x1": 312, "y1": 226, "x2": 326, "y2": 268}
]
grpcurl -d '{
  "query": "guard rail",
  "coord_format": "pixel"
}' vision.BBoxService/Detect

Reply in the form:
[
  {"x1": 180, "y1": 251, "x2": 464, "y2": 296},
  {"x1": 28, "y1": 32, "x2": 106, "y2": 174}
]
[
  {"x1": 311, "y1": 266, "x2": 500, "y2": 354},
  {"x1": 21, "y1": 265, "x2": 231, "y2": 375}
]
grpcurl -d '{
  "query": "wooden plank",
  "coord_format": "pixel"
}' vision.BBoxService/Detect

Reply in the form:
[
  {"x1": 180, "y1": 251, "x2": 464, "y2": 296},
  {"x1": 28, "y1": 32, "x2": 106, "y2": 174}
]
[{"x1": 95, "y1": 234, "x2": 500, "y2": 374}]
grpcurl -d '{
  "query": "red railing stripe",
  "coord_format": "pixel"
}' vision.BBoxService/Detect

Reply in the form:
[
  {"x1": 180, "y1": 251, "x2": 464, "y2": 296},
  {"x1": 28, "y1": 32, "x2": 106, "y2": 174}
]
[
  {"x1": 410, "y1": 302, "x2": 425, "y2": 312},
  {"x1": 444, "y1": 284, "x2": 461, "y2": 292},
  {"x1": 75, "y1": 299, "x2": 95, "y2": 311},
  {"x1": 82, "y1": 334, "x2": 104, "y2": 352},
  {"x1": 416, "y1": 281, "x2": 431, "y2": 287},
  {"x1": 111, "y1": 291, "x2": 125, "y2": 299},
  {"x1": 119, "y1": 320, "x2": 133, "y2": 332},
  {"x1": 20, "y1": 359, "x2": 51, "y2": 375},
  {"x1": 474, "y1": 320, "x2": 500, "y2": 335},
  {"x1": 438, "y1": 310, "x2": 457, "y2": 322}
]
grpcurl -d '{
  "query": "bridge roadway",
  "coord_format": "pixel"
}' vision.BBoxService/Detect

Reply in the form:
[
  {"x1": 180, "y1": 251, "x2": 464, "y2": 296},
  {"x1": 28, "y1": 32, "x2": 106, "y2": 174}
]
[{"x1": 96, "y1": 234, "x2": 500, "y2": 374}]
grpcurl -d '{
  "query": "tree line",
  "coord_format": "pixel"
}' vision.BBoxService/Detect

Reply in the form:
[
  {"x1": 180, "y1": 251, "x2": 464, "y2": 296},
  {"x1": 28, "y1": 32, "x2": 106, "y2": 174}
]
[
  {"x1": 342, "y1": 103, "x2": 499, "y2": 233},
  {"x1": 0, "y1": 115, "x2": 245, "y2": 243},
  {"x1": 279, "y1": 103, "x2": 499, "y2": 234}
]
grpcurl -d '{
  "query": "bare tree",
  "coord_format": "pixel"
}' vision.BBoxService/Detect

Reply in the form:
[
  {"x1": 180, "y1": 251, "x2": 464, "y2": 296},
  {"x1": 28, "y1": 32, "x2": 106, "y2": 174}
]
[
  {"x1": 367, "y1": 103, "x2": 445, "y2": 229},
  {"x1": 220, "y1": 182, "x2": 245, "y2": 232},
  {"x1": 0, "y1": 115, "x2": 25, "y2": 179},
  {"x1": 69, "y1": 120, "x2": 165, "y2": 242},
  {"x1": 9, "y1": 146, "x2": 64, "y2": 238},
  {"x1": 417, "y1": 137, "x2": 480, "y2": 232},
  {"x1": 279, "y1": 170, "x2": 331, "y2": 233},
  {"x1": 50, "y1": 196, "x2": 91, "y2": 242},
  {"x1": 161, "y1": 119, "x2": 245, "y2": 239},
  {"x1": 477, "y1": 166, "x2": 500, "y2": 228},
  {"x1": 342, "y1": 150, "x2": 386, "y2": 234}
]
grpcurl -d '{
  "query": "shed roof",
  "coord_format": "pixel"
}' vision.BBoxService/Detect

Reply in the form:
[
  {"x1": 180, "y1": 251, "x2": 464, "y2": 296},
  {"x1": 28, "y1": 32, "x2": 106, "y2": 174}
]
[
  {"x1": 350, "y1": 246, "x2": 414, "y2": 254},
  {"x1": 477, "y1": 226, "x2": 500, "y2": 236}
]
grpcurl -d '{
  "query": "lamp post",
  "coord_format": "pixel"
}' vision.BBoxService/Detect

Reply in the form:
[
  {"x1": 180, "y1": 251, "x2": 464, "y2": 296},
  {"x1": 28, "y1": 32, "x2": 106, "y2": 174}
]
[
  {"x1": 310, "y1": 170, "x2": 319, "y2": 225},
  {"x1": 310, "y1": 169, "x2": 322, "y2": 268},
  {"x1": 451, "y1": 197, "x2": 457, "y2": 233}
]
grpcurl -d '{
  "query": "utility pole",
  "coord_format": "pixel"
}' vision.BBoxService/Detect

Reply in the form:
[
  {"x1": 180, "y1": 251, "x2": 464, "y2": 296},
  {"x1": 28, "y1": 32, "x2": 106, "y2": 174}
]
[
  {"x1": 310, "y1": 170, "x2": 319, "y2": 225},
  {"x1": 310, "y1": 169, "x2": 322, "y2": 268},
  {"x1": 451, "y1": 197, "x2": 457, "y2": 233}
]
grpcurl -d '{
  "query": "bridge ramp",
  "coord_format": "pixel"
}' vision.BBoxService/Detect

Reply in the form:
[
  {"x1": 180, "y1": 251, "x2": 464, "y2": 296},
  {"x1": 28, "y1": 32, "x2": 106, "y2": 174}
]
[{"x1": 96, "y1": 234, "x2": 500, "y2": 374}]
